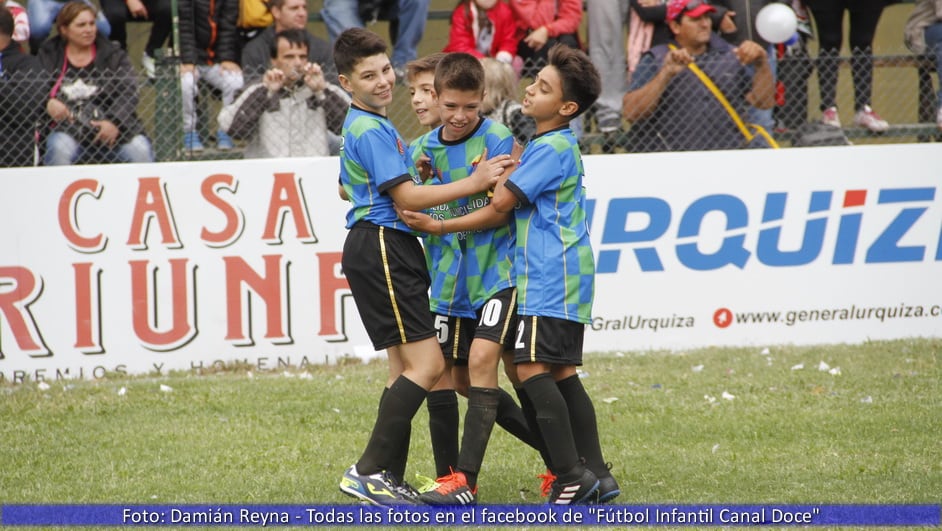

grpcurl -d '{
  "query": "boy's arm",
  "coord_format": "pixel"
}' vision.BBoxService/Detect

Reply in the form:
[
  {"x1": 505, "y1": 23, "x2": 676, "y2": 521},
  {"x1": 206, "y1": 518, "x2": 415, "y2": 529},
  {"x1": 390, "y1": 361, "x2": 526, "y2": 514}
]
[
  {"x1": 387, "y1": 150, "x2": 513, "y2": 211},
  {"x1": 491, "y1": 143, "x2": 524, "y2": 213},
  {"x1": 399, "y1": 204, "x2": 510, "y2": 235}
]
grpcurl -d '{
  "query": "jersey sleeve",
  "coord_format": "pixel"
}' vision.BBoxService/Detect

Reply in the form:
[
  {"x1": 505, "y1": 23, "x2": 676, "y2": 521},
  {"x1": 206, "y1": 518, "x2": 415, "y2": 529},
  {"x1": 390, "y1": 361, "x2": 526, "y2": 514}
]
[
  {"x1": 353, "y1": 125, "x2": 414, "y2": 194},
  {"x1": 505, "y1": 141, "x2": 560, "y2": 207}
]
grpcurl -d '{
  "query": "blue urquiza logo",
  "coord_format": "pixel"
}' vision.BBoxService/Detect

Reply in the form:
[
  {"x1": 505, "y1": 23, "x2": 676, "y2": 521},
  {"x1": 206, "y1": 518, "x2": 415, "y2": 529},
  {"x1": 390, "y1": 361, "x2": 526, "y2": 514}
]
[{"x1": 589, "y1": 187, "x2": 940, "y2": 273}]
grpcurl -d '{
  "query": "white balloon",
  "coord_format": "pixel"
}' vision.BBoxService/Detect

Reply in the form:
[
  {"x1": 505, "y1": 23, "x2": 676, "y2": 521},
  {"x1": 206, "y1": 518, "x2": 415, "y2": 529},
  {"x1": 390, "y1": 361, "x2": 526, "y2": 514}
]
[{"x1": 755, "y1": 3, "x2": 798, "y2": 44}]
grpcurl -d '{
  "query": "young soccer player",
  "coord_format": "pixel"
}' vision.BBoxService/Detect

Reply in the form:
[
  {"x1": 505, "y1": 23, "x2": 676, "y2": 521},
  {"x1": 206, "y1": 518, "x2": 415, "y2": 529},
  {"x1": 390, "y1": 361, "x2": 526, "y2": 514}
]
[
  {"x1": 332, "y1": 28, "x2": 513, "y2": 506},
  {"x1": 494, "y1": 43, "x2": 618, "y2": 505},
  {"x1": 404, "y1": 44, "x2": 619, "y2": 505},
  {"x1": 398, "y1": 52, "x2": 549, "y2": 505},
  {"x1": 405, "y1": 52, "x2": 466, "y2": 483}
]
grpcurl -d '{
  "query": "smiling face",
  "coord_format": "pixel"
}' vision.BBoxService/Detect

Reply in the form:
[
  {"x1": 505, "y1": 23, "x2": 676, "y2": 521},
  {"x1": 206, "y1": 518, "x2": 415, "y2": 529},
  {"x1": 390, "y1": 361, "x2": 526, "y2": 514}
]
[
  {"x1": 339, "y1": 53, "x2": 396, "y2": 115},
  {"x1": 437, "y1": 87, "x2": 483, "y2": 141},
  {"x1": 408, "y1": 71, "x2": 440, "y2": 128},
  {"x1": 60, "y1": 8, "x2": 97, "y2": 49}
]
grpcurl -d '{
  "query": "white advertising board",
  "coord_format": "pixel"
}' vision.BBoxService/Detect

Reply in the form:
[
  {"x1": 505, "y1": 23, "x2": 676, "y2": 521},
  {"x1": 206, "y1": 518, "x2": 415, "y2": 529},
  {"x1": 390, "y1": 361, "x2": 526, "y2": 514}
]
[{"x1": 1, "y1": 144, "x2": 939, "y2": 382}]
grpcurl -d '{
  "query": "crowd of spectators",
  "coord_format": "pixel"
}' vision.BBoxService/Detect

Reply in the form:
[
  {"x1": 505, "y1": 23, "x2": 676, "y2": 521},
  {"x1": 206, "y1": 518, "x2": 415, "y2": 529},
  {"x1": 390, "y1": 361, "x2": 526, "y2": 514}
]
[{"x1": 0, "y1": 0, "x2": 939, "y2": 168}]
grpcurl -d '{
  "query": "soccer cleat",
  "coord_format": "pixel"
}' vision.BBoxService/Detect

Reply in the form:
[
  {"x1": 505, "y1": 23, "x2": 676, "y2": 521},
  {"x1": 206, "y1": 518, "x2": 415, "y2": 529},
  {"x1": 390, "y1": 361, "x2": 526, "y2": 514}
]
[
  {"x1": 853, "y1": 105, "x2": 888, "y2": 133},
  {"x1": 391, "y1": 478, "x2": 420, "y2": 503},
  {"x1": 537, "y1": 469, "x2": 556, "y2": 497},
  {"x1": 183, "y1": 131, "x2": 204, "y2": 152},
  {"x1": 596, "y1": 473, "x2": 621, "y2": 503},
  {"x1": 216, "y1": 130, "x2": 235, "y2": 150},
  {"x1": 339, "y1": 464, "x2": 413, "y2": 506},
  {"x1": 820, "y1": 106, "x2": 841, "y2": 128},
  {"x1": 548, "y1": 468, "x2": 599, "y2": 505},
  {"x1": 418, "y1": 470, "x2": 477, "y2": 505}
]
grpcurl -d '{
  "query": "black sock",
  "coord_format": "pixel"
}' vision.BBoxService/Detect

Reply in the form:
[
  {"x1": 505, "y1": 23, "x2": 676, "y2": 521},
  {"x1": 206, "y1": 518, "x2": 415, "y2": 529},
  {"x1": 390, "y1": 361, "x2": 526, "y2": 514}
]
[
  {"x1": 456, "y1": 387, "x2": 501, "y2": 488},
  {"x1": 357, "y1": 375, "x2": 426, "y2": 475},
  {"x1": 495, "y1": 388, "x2": 541, "y2": 452},
  {"x1": 557, "y1": 374, "x2": 609, "y2": 478},
  {"x1": 515, "y1": 386, "x2": 553, "y2": 471},
  {"x1": 426, "y1": 389, "x2": 459, "y2": 478},
  {"x1": 378, "y1": 387, "x2": 411, "y2": 483},
  {"x1": 522, "y1": 373, "x2": 582, "y2": 482}
]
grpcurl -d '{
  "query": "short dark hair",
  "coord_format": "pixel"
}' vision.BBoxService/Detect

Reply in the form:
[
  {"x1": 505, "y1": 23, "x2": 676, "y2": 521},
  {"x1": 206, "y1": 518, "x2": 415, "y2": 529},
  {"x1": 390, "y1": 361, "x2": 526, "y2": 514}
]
[
  {"x1": 433, "y1": 52, "x2": 484, "y2": 95},
  {"x1": 270, "y1": 28, "x2": 309, "y2": 59},
  {"x1": 405, "y1": 52, "x2": 446, "y2": 84},
  {"x1": 547, "y1": 44, "x2": 601, "y2": 119},
  {"x1": 0, "y1": 6, "x2": 13, "y2": 39},
  {"x1": 333, "y1": 27, "x2": 387, "y2": 77}
]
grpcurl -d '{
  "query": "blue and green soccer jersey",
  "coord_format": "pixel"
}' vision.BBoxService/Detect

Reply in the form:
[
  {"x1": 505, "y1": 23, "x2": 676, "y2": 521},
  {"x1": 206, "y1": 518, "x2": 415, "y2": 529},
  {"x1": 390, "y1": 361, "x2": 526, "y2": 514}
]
[
  {"x1": 503, "y1": 126, "x2": 595, "y2": 324},
  {"x1": 410, "y1": 129, "x2": 473, "y2": 318},
  {"x1": 422, "y1": 118, "x2": 516, "y2": 312},
  {"x1": 339, "y1": 105, "x2": 420, "y2": 232}
]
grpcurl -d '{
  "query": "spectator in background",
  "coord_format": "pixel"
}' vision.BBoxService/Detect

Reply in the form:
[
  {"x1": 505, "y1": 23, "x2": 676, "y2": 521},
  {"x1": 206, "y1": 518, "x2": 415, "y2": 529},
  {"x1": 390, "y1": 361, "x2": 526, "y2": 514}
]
[
  {"x1": 219, "y1": 29, "x2": 348, "y2": 158},
  {"x1": 0, "y1": 5, "x2": 45, "y2": 166},
  {"x1": 0, "y1": 0, "x2": 28, "y2": 46},
  {"x1": 774, "y1": 0, "x2": 815, "y2": 132},
  {"x1": 443, "y1": 0, "x2": 521, "y2": 74},
  {"x1": 805, "y1": 0, "x2": 889, "y2": 132},
  {"x1": 38, "y1": 2, "x2": 153, "y2": 165},
  {"x1": 481, "y1": 57, "x2": 535, "y2": 144},
  {"x1": 321, "y1": 0, "x2": 431, "y2": 78},
  {"x1": 507, "y1": 0, "x2": 582, "y2": 77},
  {"x1": 586, "y1": 0, "x2": 629, "y2": 134},
  {"x1": 99, "y1": 0, "x2": 172, "y2": 80},
  {"x1": 27, "y1": 0, "x2": 110, "y2": 55},
  {"x1": 629, "y1": 0, "x2": 733, "y2": 51},
  {"x1": 622, "y1": 0, "x2": 774, "y2": 152},
  {"x1": 242, "y1": 0, "x2": 333, "y2": 85},
  {"x1": 178, "y1": 0, "x2": 243, "y2": 152},
  {"x1": 904, "y1": 0, "x2": 942, "y2": 130}
]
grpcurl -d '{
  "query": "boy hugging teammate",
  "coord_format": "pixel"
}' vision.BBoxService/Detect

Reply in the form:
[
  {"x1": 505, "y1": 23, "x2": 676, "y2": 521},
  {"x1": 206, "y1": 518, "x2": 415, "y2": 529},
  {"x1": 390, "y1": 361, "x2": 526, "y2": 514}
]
[
  {"x1": 333, "y1": 29, "x2": 513, "y2": 506},
  {"x1": 401, "y1": 45, "x2": 620, "y2": 505}
]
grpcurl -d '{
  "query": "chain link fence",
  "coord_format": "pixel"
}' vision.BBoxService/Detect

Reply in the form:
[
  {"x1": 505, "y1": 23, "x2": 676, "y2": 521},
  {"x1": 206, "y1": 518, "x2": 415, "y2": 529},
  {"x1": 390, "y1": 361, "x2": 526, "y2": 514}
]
[{"x1": 3, "y1": 45, "x2": 938, "y2": 168}]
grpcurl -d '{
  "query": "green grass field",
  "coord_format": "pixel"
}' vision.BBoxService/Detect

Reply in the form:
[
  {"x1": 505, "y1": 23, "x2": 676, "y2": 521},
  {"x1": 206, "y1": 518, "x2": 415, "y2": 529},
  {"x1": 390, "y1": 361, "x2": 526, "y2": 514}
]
[{"x1": 2, "y1": 338, "x2": 939, "y2": 529}]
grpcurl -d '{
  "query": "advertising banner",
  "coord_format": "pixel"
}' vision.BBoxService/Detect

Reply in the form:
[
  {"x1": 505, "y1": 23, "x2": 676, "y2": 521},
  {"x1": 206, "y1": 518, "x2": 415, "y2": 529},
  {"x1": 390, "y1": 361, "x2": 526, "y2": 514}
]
[{"x1": 1, "y1": 144, "x2": 939, "y2": 382}]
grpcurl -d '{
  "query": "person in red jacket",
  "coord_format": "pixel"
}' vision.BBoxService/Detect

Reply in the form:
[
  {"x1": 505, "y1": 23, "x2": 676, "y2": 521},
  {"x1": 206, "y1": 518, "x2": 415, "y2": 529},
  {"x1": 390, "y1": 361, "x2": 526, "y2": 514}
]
[
  {"x1": 443, "y1": 0, "x2": 521, "y2": 74},
  {"x1": 506, "y1": 0, "x2": 582, "y2": 77}
]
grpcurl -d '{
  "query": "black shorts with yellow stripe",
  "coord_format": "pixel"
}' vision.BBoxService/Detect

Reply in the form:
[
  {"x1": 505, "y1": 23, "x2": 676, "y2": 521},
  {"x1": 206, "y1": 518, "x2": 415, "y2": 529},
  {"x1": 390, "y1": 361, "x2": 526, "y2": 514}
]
[
  {"x1": 513, "y1": 315, "x2": 585, "y2": 366},
  {"x1": 434, "y1": 314, "x2": 475, "y2": 366},
  {"x1": 473, "y1": 287, "x2": 518, "y2": 351},
  {"x1": 342, "y1": 221, "x2": 437, "y2": 350}
]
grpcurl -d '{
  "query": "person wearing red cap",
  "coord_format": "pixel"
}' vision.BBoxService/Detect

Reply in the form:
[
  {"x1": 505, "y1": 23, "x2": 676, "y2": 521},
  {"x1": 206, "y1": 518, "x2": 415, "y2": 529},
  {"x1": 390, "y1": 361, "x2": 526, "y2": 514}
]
[{"x1": 622, "y1": 0, "x2": 774, "y2": 152}]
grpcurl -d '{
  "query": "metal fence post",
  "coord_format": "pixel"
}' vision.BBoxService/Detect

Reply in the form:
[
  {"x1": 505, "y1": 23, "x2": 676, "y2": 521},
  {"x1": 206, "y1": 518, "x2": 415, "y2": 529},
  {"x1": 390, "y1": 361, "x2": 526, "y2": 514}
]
[
  {"x1": 154, "y1": 50, "x2": 182, "y2": 162},
  {"x1": 153, "y1": 0, "x2": 182, "y2": 162}
]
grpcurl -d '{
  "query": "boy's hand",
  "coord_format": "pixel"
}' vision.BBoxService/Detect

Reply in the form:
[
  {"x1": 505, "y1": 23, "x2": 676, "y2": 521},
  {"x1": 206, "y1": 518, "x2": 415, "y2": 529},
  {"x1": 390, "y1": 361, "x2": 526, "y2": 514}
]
[
  {"x1": 416, "y1": 153, "x2": 433, "y2": 181},
  {"x1": 470, "y1": 148, "x2": 514, "y2": 192},
  {"x1": 398, "y1": 209, "x2": 440, "y2": 234}
]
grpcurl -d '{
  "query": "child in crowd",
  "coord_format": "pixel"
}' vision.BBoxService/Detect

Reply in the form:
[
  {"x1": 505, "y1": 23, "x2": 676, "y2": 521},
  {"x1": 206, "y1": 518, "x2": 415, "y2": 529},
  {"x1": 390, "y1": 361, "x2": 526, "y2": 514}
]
[
  {"x1": 443, "y1": 0, "x2": 521, "y2": 74},
  {"x1": 481, "y1": 56, "x2": 535, "y2": 145},
  {"x1": 333, "y1": 28, "x2": 513, "y2": 506}
]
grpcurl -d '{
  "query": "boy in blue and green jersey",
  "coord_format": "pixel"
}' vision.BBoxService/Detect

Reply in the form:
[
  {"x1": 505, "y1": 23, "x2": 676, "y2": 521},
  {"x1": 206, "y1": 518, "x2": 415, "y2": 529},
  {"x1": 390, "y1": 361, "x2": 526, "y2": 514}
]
[
  {"x1": 405, "y1": 52, "x2": 469, "y2": 484},
  {"x1": 333, "y1": 28, "x2": 512, "y2": 507},
  {"x1": 491, "y1": 44, "x2": 619, "y2": 505},
  {"x1": 404, "y1": 53, "x2": 546, "y2": 505},
  {"x1": 406, "y1": 45, "x2": 621, "y2": 505}
]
